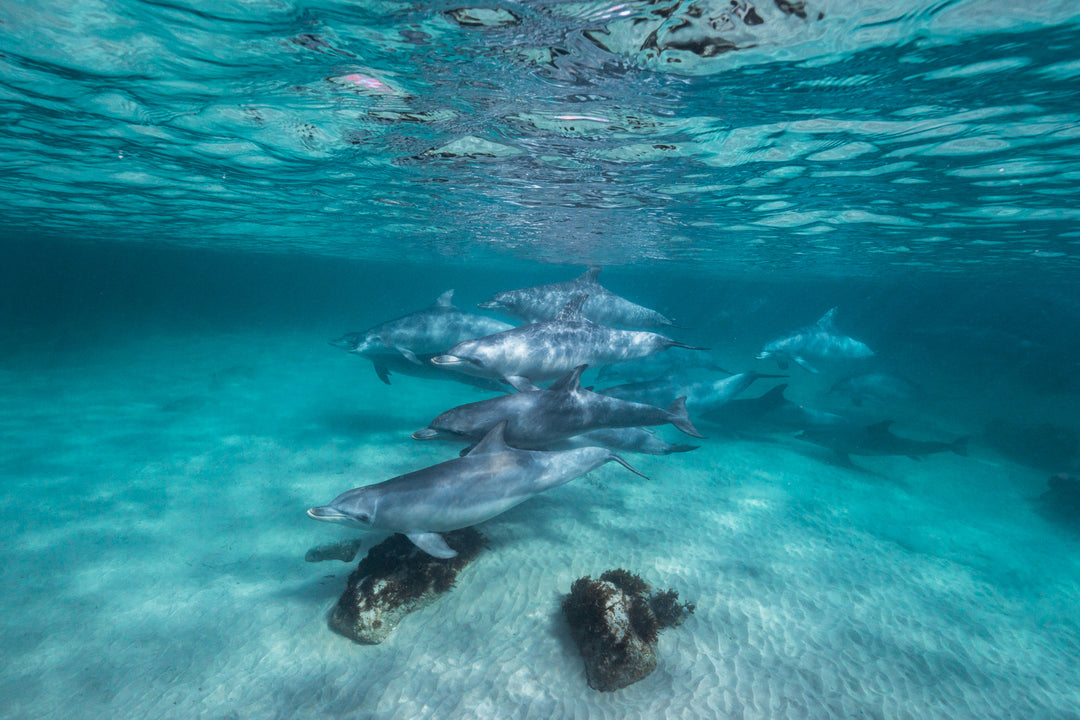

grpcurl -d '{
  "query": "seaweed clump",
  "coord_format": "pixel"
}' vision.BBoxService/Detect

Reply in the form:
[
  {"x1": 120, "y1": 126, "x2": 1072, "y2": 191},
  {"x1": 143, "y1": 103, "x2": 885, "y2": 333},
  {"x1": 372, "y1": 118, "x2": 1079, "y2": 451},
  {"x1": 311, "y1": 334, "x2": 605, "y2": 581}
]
[
  {"x1": 562, "y1": 568, "x2": 694, "y2": 691},
  {"x1": 329, "y1": 529, "x2": 486, "y2": 644}
]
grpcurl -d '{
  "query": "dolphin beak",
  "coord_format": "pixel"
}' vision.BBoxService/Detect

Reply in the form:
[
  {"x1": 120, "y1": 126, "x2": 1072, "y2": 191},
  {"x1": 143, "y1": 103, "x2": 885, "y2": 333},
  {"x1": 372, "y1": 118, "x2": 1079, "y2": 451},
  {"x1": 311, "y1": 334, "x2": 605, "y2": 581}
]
[
  {"x1": 307, "y1": 506, "x2": 349, "y2": 523},
  {"x1": 477, "y1": 300, "x2": 499, "y2": 310},
  {"x1": 430, "y1": 354, "x2": 462, "y2": 367},
  {"x1": 412, "y1": 428, "x2": 442, "y2": 441},
  {"x1": 329, "y1": 337, "x2": 354, "y2": 350}
]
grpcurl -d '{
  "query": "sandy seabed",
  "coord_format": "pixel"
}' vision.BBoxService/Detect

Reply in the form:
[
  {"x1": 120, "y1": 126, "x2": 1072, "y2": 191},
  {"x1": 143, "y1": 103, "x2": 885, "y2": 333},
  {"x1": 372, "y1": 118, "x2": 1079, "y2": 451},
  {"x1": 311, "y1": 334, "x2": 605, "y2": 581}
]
[{"x1": 1, "y1": 327, "x2": 1078, "y2": 720}]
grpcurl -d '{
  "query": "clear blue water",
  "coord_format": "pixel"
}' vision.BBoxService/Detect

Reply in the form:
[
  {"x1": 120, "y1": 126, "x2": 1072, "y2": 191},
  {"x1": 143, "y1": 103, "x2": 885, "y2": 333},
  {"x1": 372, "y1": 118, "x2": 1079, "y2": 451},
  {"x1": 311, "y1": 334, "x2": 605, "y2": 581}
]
[{"x1": 2, "y1": 2, "x2": 1080, "y2": 718}]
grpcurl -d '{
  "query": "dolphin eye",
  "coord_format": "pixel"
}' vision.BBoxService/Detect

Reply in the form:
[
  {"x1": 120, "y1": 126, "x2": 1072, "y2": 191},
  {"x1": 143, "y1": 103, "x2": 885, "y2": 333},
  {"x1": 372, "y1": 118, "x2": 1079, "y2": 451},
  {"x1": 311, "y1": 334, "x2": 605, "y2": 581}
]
[{"x1": 355, "y1": 512, "x2": 371, "y2": 524}]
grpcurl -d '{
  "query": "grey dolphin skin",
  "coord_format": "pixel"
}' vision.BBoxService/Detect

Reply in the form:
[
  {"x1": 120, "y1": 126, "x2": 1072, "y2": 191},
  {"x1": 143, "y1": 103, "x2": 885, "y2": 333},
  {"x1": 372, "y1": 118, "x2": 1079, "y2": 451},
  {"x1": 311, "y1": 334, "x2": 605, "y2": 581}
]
[
  {"x1": 756, "y1": 307, "x2": 874, "y2": 374},
  {"x1": 412, "y1": 365, "x2": 702, "y2": 449},
  {"x1": 331, "y1": 348, "x2": 507, "y2": 392},
  {"x1": 548, "y1": 427, "x2": 699, "y2": 455},
  {"x1": 330, "y1": 290, "x2": 513, "y2": 365},
  {"x1": 797, "y1": 420, "x2": 968, "y2": 463},
  {"x1": 307, "y1": 422, "x2": 647, "y2": 558},
  {"x1": 432, "y1": 294, "x2": 705, "y2": 383},
  {"x1": 829, "y1": 371, "x2": 922, "y2": 407},
  {"x1": 701, "y1": 383, "x2": 849, "y2": 433},
  {"x1": 479, "y1": 266, "x2": 675, "y2": 329},
  {"x1": 600, "y1": 371, "x2": 783, "y2": 414}
]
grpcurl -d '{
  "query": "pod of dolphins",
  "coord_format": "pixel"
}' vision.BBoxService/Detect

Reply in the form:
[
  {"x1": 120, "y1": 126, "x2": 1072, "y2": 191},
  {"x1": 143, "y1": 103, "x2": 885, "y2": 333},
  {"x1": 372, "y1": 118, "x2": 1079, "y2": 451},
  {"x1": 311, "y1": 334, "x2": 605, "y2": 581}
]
[{"x1": 311, "y1": 268, "x2": 968, "y2": 558}]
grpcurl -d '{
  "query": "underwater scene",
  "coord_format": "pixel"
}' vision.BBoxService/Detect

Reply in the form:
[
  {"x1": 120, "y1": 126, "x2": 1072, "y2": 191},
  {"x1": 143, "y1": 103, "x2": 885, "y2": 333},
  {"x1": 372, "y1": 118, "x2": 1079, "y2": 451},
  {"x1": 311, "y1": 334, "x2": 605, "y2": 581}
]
[{"x1": 2, "y1": 0, "x2": 1080, "y2": 718}]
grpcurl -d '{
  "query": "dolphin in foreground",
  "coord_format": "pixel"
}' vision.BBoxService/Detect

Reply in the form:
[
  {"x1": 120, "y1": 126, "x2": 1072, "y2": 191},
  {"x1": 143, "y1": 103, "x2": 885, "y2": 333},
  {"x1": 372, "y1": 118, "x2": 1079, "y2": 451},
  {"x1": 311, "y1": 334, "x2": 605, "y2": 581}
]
[
  {"x1": 432, "y1": 294, "x2": 705, "y2": 384},
  {"x1": 479, "y1": 266, "x2": 676, "y2": 329},
  {"x1": 797, "y1": 420, "x2": 969, "y2": 464},
  {"x1": 307, "y1": 421, "x2": 647, "y2": 558},
  {"x1": 330, "y1": 290, "x2": 513, "y2": 366},
  {"x1": 756, "y1": 307, "x2": 874, "y2": 374},
  {"x1": 412, "y1": 364, "x2": 702, "y2": 449}
]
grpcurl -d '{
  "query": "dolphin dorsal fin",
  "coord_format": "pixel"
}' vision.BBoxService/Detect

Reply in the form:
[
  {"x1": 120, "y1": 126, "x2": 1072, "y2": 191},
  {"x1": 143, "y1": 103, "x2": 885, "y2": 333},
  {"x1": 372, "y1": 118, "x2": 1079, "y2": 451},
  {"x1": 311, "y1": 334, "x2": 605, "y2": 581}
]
[
  {"x1": 816, "y1": 307, "x2": 838, "y2": 328},
  {"x1": 576, "y1": 267, "x2": 602, "y2": 285},
  {"x1": 555, "y1": 293, "x2": 589, "y2": 322},
  {"x1": 467, "y1": 420, "x2": 511, "y2": 455},
  {"x1": 433, "y1": 290, "x2": 455, "y2": 308},
  {"x1": 760, "y1": 384, "x2": 788, "y2": 406},
  {"x1": 867, "y1": 420, "x2": 894, "y2": 435},
  {"x1": 548, "y1": 364, "x2": 588, "y2": 393}
]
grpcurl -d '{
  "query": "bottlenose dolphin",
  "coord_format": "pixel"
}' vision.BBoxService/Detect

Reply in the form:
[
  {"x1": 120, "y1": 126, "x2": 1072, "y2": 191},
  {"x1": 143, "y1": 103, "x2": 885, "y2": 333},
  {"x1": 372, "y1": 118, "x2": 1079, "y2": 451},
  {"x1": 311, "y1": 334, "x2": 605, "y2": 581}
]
[
  {"x1": 432, "y1": 295, "x2": 705, "y2": 383},
  {"x1": 548, "y1": 427, "x2": 699, "y2": 455},
  {"x1": 797, "y1": 420, "x2": 969, "y2": 463},
  {"x1": 330, "y1": 348, "x2": 507, "y2": 392},
  {"x1": 701, "y1": 384, "x2": 849, "y2": 433},
  {"x1": 600, "y1": 371, "x2": 783, "y2": 414},
  {"x1": 756, "y1": 307, "x2": 874, "y2": 374},
  {"x1": 829, "y1": 371, "x2": 922, "y2": 407},
  {"x1": 307, "y1": 422, "x2": 646, "y2": 558},
  {"x1": 412, "y1": 365, "x2": 702, "y2": 448},
  {"x1": 331, "y1": 290, "x2": 513, "y2": 365},
  {"x1": 478, "y1": 267, "x2": 675, "y2": 328}
]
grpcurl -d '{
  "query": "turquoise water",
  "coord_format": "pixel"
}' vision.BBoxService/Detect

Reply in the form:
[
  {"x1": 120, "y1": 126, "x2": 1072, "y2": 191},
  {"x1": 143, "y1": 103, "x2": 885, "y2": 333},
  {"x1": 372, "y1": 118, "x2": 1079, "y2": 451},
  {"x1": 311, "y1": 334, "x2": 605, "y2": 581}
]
[{"x1": 2, "y1": 2, "x2": 1080, "y2": 718}]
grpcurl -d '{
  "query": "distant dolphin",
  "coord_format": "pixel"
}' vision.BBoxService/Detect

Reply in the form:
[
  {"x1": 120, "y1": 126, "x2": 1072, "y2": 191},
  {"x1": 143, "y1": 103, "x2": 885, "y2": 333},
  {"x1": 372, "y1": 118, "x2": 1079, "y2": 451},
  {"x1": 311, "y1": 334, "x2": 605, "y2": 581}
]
[
  {"x1": 432, "y1": 294, "x2": 705, "y2": 383},
  {"x1": 702, "y1": 383, "x2": 849, "y2": 433},
  {"x1": 307, "y1": 422, "x2": 646, "y2": 558},
  {"x1": 756, "y1": 307, "x2": 873, "y2": 374},
  {"x1": 331, "y1": 290, "x2": 513, "y2": 366},
  {"x1": 829, "y1": 371, "x2": 922, "y2": 407},
  {"x1": 412, "y1": 364, "x2": 702, "y2": 448},
  {"x1": 478, "y1": 267, "x2": 676, "y2": 328},
  {"x1": 797, "y1": 420, "x2": 969, "y2": 464},
  {"x1": 600, "y1": 371, "x2": 783, "y2": 414}
]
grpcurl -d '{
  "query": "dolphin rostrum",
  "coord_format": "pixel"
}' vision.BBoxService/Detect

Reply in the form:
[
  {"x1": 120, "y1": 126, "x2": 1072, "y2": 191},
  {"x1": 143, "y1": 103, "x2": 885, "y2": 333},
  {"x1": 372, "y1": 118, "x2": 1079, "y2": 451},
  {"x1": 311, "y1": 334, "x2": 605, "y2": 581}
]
[
  {"x1": 330, "y1": 290, "x2": 513, "y2": 366},
  {"x1": 432, "y1": 294, "x2": 705, "y2": 383},
  {"x1": 307, "y1": 422, "x2": 647, "y2": 558},
  {"x1": 412, "y1": 364, "x2": 702, "y2": 448},
  {"x1": 479, "y1": 266, "x2": 676, "y2": 328},
  {"x1": 756, "y1": 307, "x2": 874, "y2": 374}
]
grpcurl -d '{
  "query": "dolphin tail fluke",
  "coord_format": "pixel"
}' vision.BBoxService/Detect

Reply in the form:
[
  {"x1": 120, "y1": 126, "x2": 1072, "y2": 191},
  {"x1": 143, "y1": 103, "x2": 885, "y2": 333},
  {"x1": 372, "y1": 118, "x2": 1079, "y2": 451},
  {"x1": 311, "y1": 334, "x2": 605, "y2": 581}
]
[
  {"x1": 610, "y1": 453, "x2": 649, "y2": 479},
  {"x1": 952, "y1": 437, "x2": 970, "y2": 457},
  {"x1": 667, "y1": 396, "x2": 705, "y2": 438}
]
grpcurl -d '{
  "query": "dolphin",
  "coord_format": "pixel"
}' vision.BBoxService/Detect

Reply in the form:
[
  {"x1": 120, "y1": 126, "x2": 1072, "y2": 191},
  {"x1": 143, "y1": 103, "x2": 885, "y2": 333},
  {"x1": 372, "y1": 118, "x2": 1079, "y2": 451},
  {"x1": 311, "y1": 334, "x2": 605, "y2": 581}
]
[
  {"x1": 478, "y1": 267, "x2": 676, "y2": 329},
  {"x1": 547, "y1": 427, "x2": 699, "y2": 455},
  {"x1": 828, "y1": 371, "x2": 922, "y2": 407},
  {"x1": 701, "y1": 383, "x2": 850, "y2": 433},
  {"x1": 596, "y1": 350, "x2": 729, "y2": 383},
  {"x1": 432, "y1": 294, "x2": 705, "y2": 383},
  {"x1": 331, "y1": 349, "x2": 507, "y2": 392},
  {"x1": 412, "y1": 365, "x2": 702, "y2": 449},
  {"x1": 330, "y1": 290, "x2": 513, "y2": 366},
  {"x1": 307, "y1": 422, "x2": 647, "y2": 558},
  {"x1": 599, "y1": 371, "x2": 783, "y2": 414},
  {"x1": 797, "y1": 420, "x2": 969, "y2": 463},
  {"x1": 756, "y1": 307, "x2": 874, "y2": 374}
]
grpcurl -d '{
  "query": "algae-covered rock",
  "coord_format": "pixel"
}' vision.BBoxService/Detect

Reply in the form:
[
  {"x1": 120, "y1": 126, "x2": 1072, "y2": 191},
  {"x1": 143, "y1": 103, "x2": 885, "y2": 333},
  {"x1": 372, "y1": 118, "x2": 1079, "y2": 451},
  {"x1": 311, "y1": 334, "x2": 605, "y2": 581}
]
[
  {"x1": 329, "y1": 529, "x2": 485, "y2": 644},
  {"x1": 562, "y1": 569, "x2": 694, "y2": 691}
]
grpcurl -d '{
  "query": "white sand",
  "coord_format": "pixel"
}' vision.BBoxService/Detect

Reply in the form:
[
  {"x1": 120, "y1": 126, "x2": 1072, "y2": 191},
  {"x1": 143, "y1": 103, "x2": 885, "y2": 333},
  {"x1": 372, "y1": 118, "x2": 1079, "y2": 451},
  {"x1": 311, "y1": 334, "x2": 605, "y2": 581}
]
[{"x1": 1, "y1": 327, "x2": 1078, "y2": 719}]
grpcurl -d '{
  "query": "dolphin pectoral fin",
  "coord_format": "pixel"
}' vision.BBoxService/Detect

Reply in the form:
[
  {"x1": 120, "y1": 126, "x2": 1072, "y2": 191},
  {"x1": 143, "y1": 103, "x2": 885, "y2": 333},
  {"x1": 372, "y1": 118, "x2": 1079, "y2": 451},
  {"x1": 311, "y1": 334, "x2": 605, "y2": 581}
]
[
  {"x1": 372, "y1": 360, "x2": 392, "y2": 385},
  {"x1": 792, "y1": 356, "x2": 819, "y2": 374},
  {"x1": 610, "y1": 453, "x2": 649, "y2": 479},
  {"x1": 406, "y1": 532, "x2": 458, "y2": 559},
  {"x1": 505, "y1": 375, "x2": 539, "y2": 393},
  {"x1": 396, "y1": 346, "x2": 423, "y2": 365}
]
